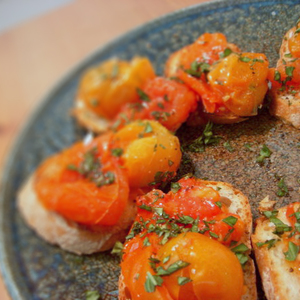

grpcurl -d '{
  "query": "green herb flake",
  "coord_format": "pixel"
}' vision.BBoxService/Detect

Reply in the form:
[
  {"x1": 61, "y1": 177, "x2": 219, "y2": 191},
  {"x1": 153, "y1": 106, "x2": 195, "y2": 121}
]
[
  {"x1": 111, "y1": 148, "x2": 123, "y2": 157},
  {"x1": 284, "y1": 242, "x2": 300, "y2": 261},
  {"x1": 111, "y1": 241, "x2": 123, "y2": 256},
  {"x1": 163, "y1": 255, "x2": 170, "y2": 264},
  {"x1": 137, "y1": 88, "x2": 151, "y2": 102},
  {"x1": 67, "y1": 164, "x2": 78, "y2": 171},
  {"x1": 295, "y1": 28, "x2": 300, "y2": 34},
  {"x1": 90, "y1": 99, "x2": 99, "y2": 107},
  {"x1": 171, "y1": 182, "x2": 181, "y2": 193},
  {"x1": 143, "y1": 237, "x2": 151, "y2": 247},
  {"x1": 235, "y1": 253, "x2": 249, "y2": 265},
  {"x1": 284, "y1": 53, "x2": 293, "y2": 58},
  {"x1": 139, "y1": 204, "x2": 152, "y2": 212},
  {"x1": 178, "y1": 276, "x2": 192, "y2": 286},
  {"x1": 144, "y1": 122, "x2": 153, "y2": 133},
  {"x1": 274, "y1": 70, "x2": 281, "y2": 82},
  {"x1": 231, "y1": 243, "x2": 249, "y2": 253},
  {"x1": 156, "y1": 260, "x2": 190, "y2": 276},
  {"x1": 277, "y1": 177, "x2": 289, "y2": 197},
  {"x1": 285, "y1": 66, "x2": 295, "y2": 77},
  {"x1": 239, "y1": 56, "x2": 252, "y2": 63},
  {"x1": 85, "y1": 290, "x2": 101, "y2": 300},
  {"x1": 220, "y1": 48, "x2": 233, "y2": 59},
  {"x1": 256, "y1": 239, "x2": 278, "y2": 249},
  {"x1": 144, "y1": 272, "x2": 163, "y2": 293},
  {"x1": 256, "y1": 144, "x2": 272, "y2": 163},
  {"x1": 209, "y1": 232, "x2": 219, "y2": 239},
  {"x1": 168, "y1": 160, "x2": 174, "y2": 166},
  {"x1": 222, "y1": 216, "x2": 238, "y2": 227},
  {"x1": 215, "y1": 201, "x2": 222, "y2": 208},
  {"x1": 270, "y1": 217, "x2": 292, "y2": 234},
  {"x1": 223, "y1": 141, "x2": 235, "y2": 152}
]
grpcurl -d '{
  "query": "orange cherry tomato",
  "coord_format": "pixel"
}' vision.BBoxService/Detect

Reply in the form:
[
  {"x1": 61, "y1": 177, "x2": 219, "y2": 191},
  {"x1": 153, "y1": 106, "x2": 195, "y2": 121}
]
[
  {"x1": 157, "y1": 233, "x2": 244, "y2": 300},
  {"x1": 121, "y1": 234, "x2": 174, "y2": 300},
  {"x1": 77, "y1": 57, "x2": 155, "y2": 119},
  {"x1": 269, "y1": 27, "x2": 300, "y2": 88},
  {"x1": 112, "y1": 120, "x2": 182, "y2": 188},
  {"x1": 207, "y1": 52, "x2": 269, "y2": 116},
  {"x1": 35, "y1": 133, "x2": 130, "y2": 226},
  {"x1": 165, "y1": 33, "x2": 238, "y2": 77},
  {"x1": 112, "y1": 77, "x2": 198, "y2": 132}
]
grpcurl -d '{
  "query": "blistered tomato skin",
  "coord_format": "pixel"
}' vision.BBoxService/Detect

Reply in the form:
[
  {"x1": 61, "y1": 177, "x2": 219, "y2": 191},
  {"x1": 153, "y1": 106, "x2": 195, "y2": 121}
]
[
  {"x1": 121, "y1": 177, "x2": 246, "y2": 299},
  {"x1": 113, "y1": 77, "x2": 198, "y2": 132},
  {"x1": 77, "y1": 57, "x2": 155, "y2": 119},
  {"x1": 165, "y1": 33, "x2": 238, "y2": 77},
  {"x1": 112, "y1": 120, "x2": 182, "y2": 188},
  {"x1": 207, "y1": 52, "x2": 269, "y2": 116},
  {"x1": 35, "y1": 133, "x2": 130, "y2": 226}
]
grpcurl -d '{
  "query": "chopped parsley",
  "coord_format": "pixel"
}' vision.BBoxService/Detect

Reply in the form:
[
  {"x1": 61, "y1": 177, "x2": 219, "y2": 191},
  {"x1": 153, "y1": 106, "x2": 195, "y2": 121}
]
[
  {"x1": 111, "y1": 148, "x2": 123, "y2": 157},
  {"x1": 219, "y1": 48, "x2": 233, "y2": 59},
  {"x1": 85, "y1": 290, "x2": 101, "y2": 300},
  {"x1": 186, "y1": 122, "x2": 221, "y2": 153},
  {"x1": 277, "y1": 177, "x2": 289, "y2": 197},
  {"x1": 223, "y1": 140, "x2": 235, "y2": 152},
  {"x1": 137, "y1": 88, "x2": 151, "y2": 102},
  {"x1": 178, "y1": 276, "x2": 192, "y2": 286},
  {"x1": 184, "y1": 61, "x2": 210, "y2": 78},
  {"x1": 171, "y1": 182, "x2": 181, "y2": 193},
  {"x1": 284, "y1": 242, "x2": 300, "y2": 261},
  {"x1": 256, "y1": 144, "x2": 272, "y2": 163}
]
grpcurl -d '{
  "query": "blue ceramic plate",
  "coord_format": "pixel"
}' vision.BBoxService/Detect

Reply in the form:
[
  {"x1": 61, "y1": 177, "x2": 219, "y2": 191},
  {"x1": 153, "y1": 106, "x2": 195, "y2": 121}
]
[{"x1": 1, "y1": 0, "x2": 300, "y2": 299}]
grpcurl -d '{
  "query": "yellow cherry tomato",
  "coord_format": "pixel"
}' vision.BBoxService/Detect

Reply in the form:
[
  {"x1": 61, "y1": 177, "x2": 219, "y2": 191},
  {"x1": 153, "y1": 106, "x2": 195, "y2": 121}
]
[
  {"x1": 157, "y1": 232, "x2": 244, "y2": 300},
  {"x1": 77, "y1": 57, "x2": 155, "y2": 119},
  {"x1": 112, "y1": 120, "x2": 181, "y2": 187}
]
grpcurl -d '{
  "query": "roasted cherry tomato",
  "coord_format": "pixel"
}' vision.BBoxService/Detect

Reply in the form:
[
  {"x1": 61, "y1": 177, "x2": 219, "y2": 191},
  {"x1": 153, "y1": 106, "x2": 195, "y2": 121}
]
[
  {"x1": 268, "y1": 27, "x2": 300, "y2": 89},
  {"x1": 112, "y1": 77, "x2": 198, "y2": 132},
  {"x1": 165, "y1": 33, "x2": 239, "y2": 77},
  {"x1": 77, "y1": 57, "x2": 155, "y2": 119},
  {"x1": 35, "y1": 133, "x2": 130, "y2": 226},
  {"x1": 157, "y1": 233, "x2": 244, "y2": 300},
  {"x1": 207, "y1": 52, "x2": 269, "y2": 116},
  {"x1": 112, "y1": 120, "x2": 182, "y2": 188}
]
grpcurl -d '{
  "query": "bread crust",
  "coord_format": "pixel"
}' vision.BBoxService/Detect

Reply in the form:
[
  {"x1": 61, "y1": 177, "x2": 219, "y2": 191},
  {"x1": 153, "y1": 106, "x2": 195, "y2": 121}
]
[
  {"x1": 252, "y1": 201, "x2": 300, "y2": 300},
  {"x1": 72, "y1": 99, "x2": 110, "y2": 133},
  {"x1": 269, "y1": 88, "x2": 300, "y2": 129},
  {"x1": 119, "y1": 180, "x2": 257, "y2": 300},
  {"x1": 17, "y1": 174, "x2": 136, "y2": 255}
]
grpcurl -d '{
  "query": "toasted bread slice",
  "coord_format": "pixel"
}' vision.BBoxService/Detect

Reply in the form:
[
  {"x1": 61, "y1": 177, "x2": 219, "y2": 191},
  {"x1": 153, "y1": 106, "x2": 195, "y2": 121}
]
[
  {"x1": 269, "y1": 27, "x2": 300, "y2": 129},
  {"x1": 17, "y1": 174, "x2": 136, "y2": 255},
  {"x1": 119, "y1": 180, "x2": 257, "y2": 300},
  {"x1": 269, "y1": 88, "x2": 300, "y2": 129},
  {"x1": 252, "y1": 199, "x2": 300, "y2": 300}
]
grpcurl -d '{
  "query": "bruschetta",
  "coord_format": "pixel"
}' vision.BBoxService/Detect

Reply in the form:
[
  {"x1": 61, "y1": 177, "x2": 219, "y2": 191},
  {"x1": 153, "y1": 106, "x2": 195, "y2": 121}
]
[
  {"x1": 17, "y1": 121, "x2": 181, "y2": 254},
  {"x1": 268, "y1": 22, "x2": 300, "y2": 128},
  {"x1": 252, "y1": 198, "x2": 300, "y2": 300},
  {"x1": 118, "y1": 177, "x2": 257, "y2": 300},
  {"x1": 165, "y1": 32, "x2": 269, "y2": 125}
]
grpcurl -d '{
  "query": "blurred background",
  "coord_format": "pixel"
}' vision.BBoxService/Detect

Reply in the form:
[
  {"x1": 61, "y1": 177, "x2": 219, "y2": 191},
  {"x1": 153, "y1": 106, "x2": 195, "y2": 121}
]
[{"x1": 0, "y1": 0, "x2": 206, "y2": 299}]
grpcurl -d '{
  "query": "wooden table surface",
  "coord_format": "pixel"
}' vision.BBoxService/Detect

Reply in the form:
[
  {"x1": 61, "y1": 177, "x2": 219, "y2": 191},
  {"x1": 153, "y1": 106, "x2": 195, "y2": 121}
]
[{"x1": 0, "y1": 0, "x2": 210, "y2": 298}]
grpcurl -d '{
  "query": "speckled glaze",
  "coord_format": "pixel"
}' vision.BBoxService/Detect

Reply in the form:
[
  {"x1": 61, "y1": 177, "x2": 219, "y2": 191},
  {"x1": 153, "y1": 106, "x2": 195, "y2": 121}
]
[{"x1": 1, "y1": 0, "x2": 300, "y2": 299}]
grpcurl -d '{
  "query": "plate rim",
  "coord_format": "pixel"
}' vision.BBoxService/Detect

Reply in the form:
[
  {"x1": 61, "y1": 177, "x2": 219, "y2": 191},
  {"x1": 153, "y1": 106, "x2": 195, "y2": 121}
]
[{"x1": 0, "y1": 0, "x2": 295, "y2": 298}]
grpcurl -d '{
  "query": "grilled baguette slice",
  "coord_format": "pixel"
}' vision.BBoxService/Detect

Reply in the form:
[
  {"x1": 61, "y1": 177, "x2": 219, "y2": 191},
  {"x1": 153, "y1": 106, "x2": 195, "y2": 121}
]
[
  {"x1": 17, "y1": 174, "x2": 136, "y2": 255},
  {"x1": 269, "y1": 26, "x2": 300, "y2": 129},
  {"x1": 252, "y1": 199, "x2": 300, "y2": 300},
  {"x1": 119, "y1": 180, "x2": 257, "y2": 300}
]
